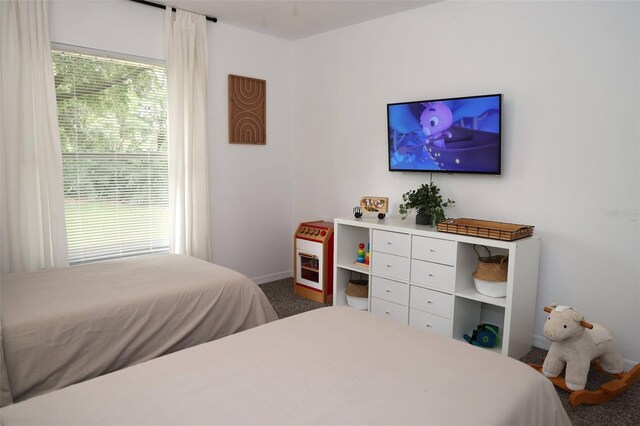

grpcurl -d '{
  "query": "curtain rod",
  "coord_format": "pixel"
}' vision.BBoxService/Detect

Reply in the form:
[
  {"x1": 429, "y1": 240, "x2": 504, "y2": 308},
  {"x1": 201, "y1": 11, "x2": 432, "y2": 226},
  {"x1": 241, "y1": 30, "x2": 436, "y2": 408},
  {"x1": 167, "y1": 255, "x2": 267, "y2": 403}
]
[{"x1": 129, "y1": 0, "x2": 218, "y2": 23}]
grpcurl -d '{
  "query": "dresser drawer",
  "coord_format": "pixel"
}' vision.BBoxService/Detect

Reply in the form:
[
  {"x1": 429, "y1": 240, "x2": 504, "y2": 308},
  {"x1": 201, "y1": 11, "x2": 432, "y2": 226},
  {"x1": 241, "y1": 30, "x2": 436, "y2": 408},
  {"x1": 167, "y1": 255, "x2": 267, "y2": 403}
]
[
  {"x1": 371, "y1": 297, "x2": 408, "y2": 324},
  {"x1": 412, "y1": 236, "x2": 456, "y2": 266},
  {"x1": 371, "y1": 276, "x2": 409, "y2": 306},
  {"x1": 372, "y1": 252, "x2": 410, "y2": 281},
  {"x1": 410, "y1": 286, "x2": 452, "y2": 319},
  {"x1": 410, "y1": 259, "x2": 455, "y2": 292},
  {"x1": 409, "y1": 309, "x2": 452, "y2": 337},
  {"x1": 372, "y1": 230, "x2": 410, "y2": 257}
]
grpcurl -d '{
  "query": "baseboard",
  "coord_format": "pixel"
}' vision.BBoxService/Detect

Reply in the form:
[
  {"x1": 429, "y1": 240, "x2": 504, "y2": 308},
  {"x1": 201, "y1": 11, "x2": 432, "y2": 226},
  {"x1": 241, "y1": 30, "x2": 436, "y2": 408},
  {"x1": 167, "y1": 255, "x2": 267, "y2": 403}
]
[
  {"x1": 252, "y1": 270, "x2": 292, "y2": 285},
  {"x1": 533, "y1": 334, "x2": 637, "y2": 372}
]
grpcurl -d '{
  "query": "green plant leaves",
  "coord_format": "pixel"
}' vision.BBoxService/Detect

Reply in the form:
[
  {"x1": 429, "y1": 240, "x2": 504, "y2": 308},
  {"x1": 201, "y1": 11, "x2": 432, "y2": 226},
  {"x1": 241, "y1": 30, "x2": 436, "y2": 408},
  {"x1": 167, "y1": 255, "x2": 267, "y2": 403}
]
[{"x1": 398, "y1": 182, "x2": 455, "y2": 223}]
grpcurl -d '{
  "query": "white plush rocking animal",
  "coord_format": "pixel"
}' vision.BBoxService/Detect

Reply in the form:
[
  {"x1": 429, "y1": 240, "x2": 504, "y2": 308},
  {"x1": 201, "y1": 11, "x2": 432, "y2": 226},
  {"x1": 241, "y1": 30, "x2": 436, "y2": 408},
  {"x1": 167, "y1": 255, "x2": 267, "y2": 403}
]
[{"x1": 542, "y1": 304, "x2": 624, "y2": 391}]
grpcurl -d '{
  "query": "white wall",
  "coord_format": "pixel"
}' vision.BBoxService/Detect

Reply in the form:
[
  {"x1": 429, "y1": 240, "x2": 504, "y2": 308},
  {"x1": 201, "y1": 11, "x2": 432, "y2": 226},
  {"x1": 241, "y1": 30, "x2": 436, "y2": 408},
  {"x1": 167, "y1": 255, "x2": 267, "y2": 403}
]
[
  {"x1": 50, "y1": 0, "x2": 293, "y2": 283},
  {"x1": 48, "y1": 0, "x2": 639, "y2": 363},
  {"x1": 292, "y1": 1, "x2": 640, "y2": 363},
  {"x1": 208, "y1": 23, "x2": 293, "y2": 283}
]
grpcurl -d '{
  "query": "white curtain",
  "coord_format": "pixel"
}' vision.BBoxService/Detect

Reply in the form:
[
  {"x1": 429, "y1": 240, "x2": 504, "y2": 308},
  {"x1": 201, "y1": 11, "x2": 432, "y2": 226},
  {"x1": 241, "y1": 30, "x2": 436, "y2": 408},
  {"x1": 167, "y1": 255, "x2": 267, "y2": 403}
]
[
  {"x1": 165, "y1": 8, "x2": 212, "y2": 262},
  {"x1": 0, "y1": 0, "x2": 68, "y2": 274}
]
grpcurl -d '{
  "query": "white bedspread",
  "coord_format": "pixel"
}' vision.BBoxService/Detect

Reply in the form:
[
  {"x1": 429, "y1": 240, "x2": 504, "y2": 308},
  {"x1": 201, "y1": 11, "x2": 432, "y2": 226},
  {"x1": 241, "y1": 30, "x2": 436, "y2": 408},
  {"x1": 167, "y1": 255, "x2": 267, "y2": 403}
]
[
  {"x1": 0, "y1": 254, "x2": 277, "y2": 405},
  {"x1": 0, "y1": 306, "x2": 570, "y2": 425}
]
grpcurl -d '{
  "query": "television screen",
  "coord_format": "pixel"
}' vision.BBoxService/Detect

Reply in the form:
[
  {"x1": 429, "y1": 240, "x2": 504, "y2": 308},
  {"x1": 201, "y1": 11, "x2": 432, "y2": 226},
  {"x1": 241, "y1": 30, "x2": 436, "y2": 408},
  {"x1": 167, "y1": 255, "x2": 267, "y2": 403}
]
[{"x1": 387, "y1": 94, "x2": 502, "y2": 174}]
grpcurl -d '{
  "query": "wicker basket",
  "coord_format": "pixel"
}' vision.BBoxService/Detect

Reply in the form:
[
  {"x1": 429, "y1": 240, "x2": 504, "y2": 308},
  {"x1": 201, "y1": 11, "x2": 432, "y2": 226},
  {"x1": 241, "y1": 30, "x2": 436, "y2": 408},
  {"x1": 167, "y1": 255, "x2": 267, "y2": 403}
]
[
  {"x1": 472, "y1": 245, "x2": 508, "y2": 298},
  {"x1": 472, "y1": 245, "x2": 508, "y2": 282},
  {"x1": 346, "y1": 271, "x2": 368, "y2": 298},
  {"x1": 437, "y1": 218, "x2": 534, "y2": 241}
]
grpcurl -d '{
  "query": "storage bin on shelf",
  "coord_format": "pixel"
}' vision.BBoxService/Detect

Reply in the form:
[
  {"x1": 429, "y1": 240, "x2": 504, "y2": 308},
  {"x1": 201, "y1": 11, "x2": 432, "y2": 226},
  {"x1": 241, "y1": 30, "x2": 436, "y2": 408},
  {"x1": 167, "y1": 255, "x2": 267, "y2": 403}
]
[
  {"x1": 472, "y1": 245, "x2": 508, "y2": 298},
  {"x1": 345, "y1": 271, "x2": 368, "y2": 310}
]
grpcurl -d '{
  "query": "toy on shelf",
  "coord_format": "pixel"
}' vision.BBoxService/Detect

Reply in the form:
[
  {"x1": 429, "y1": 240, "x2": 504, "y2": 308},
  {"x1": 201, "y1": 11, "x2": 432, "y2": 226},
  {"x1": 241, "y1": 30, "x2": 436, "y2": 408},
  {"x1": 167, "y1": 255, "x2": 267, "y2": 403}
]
[
  {"x1": 529, "y1": 304, "x2": 640, "y2": 407},
  {"x1": 352, "y1": 243, "x2": 369, "y2": 269},
  {"x1": 463, "y1": 324, "x2": 500, "y2": 348},
  {"x1": 354, "y1": 196, "x2": 388, "y2": 220},
  {"x1": 356, "y1": 243, "x2": 365, "y2": 263},
  {"x1": 365, "y1": 243, "x2": 370, "y2": 265}
]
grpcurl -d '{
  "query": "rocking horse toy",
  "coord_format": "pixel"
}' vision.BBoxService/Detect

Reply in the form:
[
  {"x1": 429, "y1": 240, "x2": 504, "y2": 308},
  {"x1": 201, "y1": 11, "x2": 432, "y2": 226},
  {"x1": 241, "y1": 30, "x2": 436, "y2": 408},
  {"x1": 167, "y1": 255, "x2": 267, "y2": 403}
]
[{"x1": 529, "y1": 304, "x2": 640, "y2": 407}]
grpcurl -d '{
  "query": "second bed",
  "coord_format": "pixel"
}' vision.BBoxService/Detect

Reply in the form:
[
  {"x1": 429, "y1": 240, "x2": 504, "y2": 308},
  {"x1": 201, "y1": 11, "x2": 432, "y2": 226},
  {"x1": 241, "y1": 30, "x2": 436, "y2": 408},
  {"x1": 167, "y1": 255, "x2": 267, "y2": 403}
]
[{"x1": 0, "y1": 254, "x2": 278, "y2": 405}]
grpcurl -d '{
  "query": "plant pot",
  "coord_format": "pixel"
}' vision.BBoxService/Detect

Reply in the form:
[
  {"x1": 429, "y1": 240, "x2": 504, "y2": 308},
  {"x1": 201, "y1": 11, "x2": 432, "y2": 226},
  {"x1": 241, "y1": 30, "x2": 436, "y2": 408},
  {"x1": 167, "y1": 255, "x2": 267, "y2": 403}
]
[{"x1": 416, "y1": 212, "x2": 432, "y2": 226}]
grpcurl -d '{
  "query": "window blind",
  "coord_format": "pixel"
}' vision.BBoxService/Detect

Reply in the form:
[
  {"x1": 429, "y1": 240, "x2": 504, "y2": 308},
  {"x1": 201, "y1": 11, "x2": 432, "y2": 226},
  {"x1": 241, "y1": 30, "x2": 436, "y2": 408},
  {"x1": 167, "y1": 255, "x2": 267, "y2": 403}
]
[{"x1": 53, "y1": 50, "x2": 169, "y2": 264}]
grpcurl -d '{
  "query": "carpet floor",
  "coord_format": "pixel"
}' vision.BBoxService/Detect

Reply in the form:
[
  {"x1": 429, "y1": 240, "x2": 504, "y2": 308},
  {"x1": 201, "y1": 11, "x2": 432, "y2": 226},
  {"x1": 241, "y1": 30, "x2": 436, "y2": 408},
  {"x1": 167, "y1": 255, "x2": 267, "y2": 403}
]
[{"x1": 260, "y1": 278, "x2": 639, "y2": 425}]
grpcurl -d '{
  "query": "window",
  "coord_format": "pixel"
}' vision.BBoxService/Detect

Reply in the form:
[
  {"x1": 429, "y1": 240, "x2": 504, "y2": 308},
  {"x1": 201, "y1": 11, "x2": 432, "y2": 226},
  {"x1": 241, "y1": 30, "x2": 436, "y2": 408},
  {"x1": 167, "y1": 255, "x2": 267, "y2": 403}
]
[{"x1": 53, "y1": 49, "x2": 169, "y2": 264}]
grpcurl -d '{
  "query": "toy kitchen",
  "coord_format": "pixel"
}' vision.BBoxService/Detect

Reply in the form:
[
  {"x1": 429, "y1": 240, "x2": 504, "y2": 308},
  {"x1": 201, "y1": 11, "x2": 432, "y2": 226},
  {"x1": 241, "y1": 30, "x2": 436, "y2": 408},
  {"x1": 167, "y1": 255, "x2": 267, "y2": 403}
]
[{"x1": 294, "y1": 221, "x2": 334, "y2": 304}]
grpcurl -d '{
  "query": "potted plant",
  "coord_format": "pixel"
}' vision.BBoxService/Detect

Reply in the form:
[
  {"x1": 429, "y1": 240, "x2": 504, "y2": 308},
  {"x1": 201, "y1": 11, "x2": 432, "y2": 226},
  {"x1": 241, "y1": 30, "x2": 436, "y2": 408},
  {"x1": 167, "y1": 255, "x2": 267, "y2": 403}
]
[{"x1": 399, "y1": 183, "x2": 455, "y2": 226}]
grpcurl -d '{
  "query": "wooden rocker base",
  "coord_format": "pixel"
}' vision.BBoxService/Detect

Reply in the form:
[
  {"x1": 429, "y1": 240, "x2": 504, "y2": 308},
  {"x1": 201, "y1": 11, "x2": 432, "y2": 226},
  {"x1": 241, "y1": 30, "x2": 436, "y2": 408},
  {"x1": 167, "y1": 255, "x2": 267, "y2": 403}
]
[{"x1": 529, "y1": 360, "x2": 640, "y2": 407}]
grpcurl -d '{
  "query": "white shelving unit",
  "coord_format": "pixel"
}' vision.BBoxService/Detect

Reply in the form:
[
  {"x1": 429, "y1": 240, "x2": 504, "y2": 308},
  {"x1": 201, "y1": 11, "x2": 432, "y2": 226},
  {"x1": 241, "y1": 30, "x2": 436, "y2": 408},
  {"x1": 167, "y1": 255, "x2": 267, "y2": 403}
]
[{"x1": 333, "y1": 216, "x2": 540, "y2": 359}]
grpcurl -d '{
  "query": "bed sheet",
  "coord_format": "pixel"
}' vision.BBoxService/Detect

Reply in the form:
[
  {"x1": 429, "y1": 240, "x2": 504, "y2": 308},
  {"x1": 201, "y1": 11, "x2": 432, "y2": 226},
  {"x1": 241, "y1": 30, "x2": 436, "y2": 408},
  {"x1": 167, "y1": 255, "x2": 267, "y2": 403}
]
[
  {"x1": 0, "y1": 254, "x2": 277, "y2": 405},
  {"x1": 1, "y1": 306, "x2": 570, "y2": 425}
]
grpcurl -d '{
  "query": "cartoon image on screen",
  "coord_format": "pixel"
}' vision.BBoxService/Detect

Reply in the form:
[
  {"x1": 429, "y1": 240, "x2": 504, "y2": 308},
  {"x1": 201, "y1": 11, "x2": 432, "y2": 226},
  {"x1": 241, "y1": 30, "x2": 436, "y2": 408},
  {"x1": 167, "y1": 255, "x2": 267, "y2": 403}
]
[{"x1": 387, "y1": 94, "x2": 501, "y2": 174}]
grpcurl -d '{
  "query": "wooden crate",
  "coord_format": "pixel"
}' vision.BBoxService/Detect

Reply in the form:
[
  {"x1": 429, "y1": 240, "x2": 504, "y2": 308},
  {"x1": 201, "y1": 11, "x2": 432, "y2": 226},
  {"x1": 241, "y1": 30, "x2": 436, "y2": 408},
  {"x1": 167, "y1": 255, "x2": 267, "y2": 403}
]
[{"x1": 437, "y1": 218, "x2": 534, "y2": 241}]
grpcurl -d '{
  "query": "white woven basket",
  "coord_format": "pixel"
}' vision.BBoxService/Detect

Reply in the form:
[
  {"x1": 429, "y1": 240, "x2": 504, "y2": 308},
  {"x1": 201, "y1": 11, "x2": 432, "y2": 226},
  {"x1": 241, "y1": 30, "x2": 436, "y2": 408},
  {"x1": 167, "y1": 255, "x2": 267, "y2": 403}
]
[
  {"x1": 473, "y1": 278, "x2": 507, "y2": 298},
  {"x1": 346, "y1": 294, "x2": 368, "y2": 310}
]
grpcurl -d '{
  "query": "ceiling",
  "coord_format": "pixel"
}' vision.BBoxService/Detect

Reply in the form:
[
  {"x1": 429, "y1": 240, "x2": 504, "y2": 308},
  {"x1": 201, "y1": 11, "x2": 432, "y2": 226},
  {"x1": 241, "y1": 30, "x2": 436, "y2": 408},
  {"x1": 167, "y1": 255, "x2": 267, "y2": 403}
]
[{"x1": 153, "y1": 1, "x2": 437, "y2": 40}]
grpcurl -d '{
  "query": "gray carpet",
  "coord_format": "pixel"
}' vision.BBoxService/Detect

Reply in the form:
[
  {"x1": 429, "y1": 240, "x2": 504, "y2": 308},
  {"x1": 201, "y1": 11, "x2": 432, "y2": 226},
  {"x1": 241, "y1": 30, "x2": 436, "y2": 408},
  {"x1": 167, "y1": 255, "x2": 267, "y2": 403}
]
[
  {"x1": 259, "y1": 277, "x2": 330, "y2": 318},
  {"x1": 260, "y1": 278, "x2": 640, "y2": 425}
]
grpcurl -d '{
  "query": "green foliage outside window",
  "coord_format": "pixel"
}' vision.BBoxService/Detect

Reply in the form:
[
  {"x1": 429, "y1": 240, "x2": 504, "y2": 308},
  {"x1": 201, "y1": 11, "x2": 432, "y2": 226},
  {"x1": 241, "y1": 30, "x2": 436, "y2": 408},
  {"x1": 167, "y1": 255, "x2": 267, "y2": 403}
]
[
  {"x1": 53, "y1": 51, "x2": 168, "y2": 205},
  {"x1": 53, "y1": 50, "x2": 169, "y2": 263}
]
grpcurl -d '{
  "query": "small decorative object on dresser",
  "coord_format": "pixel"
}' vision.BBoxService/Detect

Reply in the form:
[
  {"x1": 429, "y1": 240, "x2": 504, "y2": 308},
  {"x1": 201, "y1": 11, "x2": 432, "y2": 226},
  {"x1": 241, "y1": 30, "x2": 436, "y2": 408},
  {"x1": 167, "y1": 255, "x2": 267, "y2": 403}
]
[
  {"x1": 399, "y1": 182, "x2": 454, "y2": 225},
  {"x1": 354, "y1": 196, "x2": 388, "y2": 219}
]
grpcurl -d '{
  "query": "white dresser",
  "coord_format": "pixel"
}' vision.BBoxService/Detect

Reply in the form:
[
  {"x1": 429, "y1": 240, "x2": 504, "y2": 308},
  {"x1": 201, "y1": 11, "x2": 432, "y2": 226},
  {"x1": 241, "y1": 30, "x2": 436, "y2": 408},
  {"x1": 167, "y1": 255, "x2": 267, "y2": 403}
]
[{"x1": 333, "y1": 217, "x2": 540, "y2": 359}]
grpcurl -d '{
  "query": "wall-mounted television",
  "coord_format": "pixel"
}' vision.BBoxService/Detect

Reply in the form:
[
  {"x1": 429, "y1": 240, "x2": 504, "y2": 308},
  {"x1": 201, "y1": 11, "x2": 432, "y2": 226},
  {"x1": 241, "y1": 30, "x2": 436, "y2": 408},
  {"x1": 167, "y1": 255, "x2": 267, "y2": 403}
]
[{"x1": 387, "y1": 94, "x2": 502, "y2": 174}]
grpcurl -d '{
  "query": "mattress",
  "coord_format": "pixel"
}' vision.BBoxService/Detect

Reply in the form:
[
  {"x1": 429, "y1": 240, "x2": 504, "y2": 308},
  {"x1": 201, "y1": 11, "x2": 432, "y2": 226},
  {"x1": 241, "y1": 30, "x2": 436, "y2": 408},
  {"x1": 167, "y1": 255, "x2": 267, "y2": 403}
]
[
  {"x1": 0, "y1": 254, "x2": 278, "y2": 406},
  {"x1": 0, "y1": 306, "x2": 570, "y2": 425}
]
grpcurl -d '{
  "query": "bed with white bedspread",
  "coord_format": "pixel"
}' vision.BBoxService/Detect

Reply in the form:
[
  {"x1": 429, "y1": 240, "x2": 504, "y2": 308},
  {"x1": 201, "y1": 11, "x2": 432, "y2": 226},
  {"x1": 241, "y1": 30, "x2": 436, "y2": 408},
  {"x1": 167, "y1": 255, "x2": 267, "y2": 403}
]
[
  {"x1": 0, "y1": 254, "x2": 277, "y2": 406},
  {"x1": 0, "y1": 306, "x2": 570, "y2": 425}
]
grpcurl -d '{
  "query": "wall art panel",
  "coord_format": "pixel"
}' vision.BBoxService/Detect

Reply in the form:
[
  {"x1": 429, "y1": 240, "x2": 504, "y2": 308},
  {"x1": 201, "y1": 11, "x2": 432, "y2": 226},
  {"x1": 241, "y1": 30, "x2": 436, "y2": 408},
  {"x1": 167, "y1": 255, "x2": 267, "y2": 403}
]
[{"x1": 228, "y1": 74, "x2": 266, "y2": 145}]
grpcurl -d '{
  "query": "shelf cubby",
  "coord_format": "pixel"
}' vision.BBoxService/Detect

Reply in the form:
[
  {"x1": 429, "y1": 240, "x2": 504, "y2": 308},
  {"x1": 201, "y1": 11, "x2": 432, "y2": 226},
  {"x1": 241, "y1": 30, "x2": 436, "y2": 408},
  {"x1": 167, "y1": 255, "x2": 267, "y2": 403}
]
[{"x1": 333, "y1": 217, "x2": 539, "y2": 359}]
